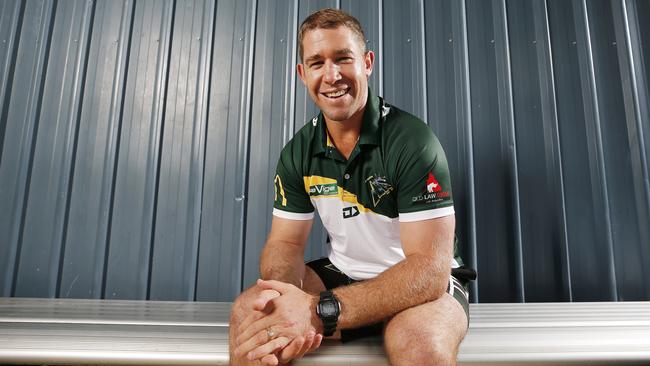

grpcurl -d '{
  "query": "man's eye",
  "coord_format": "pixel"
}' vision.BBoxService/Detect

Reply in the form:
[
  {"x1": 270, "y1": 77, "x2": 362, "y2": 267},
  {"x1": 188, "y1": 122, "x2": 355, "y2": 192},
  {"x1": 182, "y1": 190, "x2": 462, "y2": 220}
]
[
  {"x1": 310, "y1": 61, "x2": 323, "y2": 68},
  {"x1": 338, "y1": 57, "x2": 353, "y2": 62}
]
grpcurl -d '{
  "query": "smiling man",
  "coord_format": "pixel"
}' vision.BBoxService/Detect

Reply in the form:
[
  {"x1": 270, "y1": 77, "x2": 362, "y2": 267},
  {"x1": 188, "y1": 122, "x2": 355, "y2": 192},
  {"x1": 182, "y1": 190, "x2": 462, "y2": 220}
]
[{"x1": 229, "y1": 8, "x2": 475, "y2": 366}]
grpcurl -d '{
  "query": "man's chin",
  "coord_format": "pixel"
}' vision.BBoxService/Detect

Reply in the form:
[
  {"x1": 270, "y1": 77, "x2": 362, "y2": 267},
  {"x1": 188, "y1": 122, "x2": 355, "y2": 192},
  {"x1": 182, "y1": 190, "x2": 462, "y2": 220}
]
[{"x1": 322, "y1": 111, "x2": 355, "y2": 123}]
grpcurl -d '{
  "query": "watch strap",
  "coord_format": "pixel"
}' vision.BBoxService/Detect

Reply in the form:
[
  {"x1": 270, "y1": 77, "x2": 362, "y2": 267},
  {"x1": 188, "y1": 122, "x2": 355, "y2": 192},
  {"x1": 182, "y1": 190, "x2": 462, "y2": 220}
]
[{"x1": 318, "y1": 291, "x2": 340, "y2": 337}]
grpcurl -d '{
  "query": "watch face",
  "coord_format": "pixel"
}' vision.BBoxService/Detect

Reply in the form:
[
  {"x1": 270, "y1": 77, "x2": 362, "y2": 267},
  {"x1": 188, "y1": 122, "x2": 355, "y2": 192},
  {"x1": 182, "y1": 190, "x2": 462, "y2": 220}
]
[{"x1": 321, "y1": 302, "x2": 337, "y2": 315}]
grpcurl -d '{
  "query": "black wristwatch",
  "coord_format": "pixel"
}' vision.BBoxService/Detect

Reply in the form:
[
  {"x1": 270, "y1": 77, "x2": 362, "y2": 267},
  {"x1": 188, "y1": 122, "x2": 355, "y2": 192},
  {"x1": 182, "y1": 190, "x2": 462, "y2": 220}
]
[{"x1": 316, "y1": 290, "x2": 340, "y2": 336}]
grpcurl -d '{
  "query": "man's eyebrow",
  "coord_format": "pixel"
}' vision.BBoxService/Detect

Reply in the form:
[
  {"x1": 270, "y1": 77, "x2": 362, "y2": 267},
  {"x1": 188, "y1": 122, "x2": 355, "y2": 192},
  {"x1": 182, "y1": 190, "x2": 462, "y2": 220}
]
[
  {"x1": 304, "y1": 49, "x2": 355, "y2": 64},
  {"x1": 334, "y1": 48, "x2": 354, "y2": 56},
  {"x1": 304, "y1": 54, "x2": 323, "y2": 64}
]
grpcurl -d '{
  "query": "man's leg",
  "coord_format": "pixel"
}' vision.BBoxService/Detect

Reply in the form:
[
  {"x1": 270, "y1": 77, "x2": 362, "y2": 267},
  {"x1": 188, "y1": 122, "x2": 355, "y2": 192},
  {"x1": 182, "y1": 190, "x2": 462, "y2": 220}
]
[
  {"x1": 229, "y1": 267, "x2": 326, "y2": 366},
  {"x1": 383, "y1": 293, "x2": 468, "y2": 366}
]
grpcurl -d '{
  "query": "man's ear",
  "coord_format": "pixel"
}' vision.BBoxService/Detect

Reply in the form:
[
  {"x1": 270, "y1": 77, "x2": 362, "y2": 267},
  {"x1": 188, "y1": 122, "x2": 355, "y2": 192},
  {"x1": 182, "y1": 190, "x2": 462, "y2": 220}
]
[
  {"x1": 296, "y1": 63, "x2": 307, "y2": 84},
  {"x1": 365, "y1": 50, "x2": 375, "y2": 77}
]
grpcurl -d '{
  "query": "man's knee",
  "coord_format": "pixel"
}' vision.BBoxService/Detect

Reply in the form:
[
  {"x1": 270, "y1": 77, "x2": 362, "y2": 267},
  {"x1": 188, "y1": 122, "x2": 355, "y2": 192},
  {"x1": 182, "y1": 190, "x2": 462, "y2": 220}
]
[{"x1": 385, "y1": 324, "x2": 454, "y2": 365}]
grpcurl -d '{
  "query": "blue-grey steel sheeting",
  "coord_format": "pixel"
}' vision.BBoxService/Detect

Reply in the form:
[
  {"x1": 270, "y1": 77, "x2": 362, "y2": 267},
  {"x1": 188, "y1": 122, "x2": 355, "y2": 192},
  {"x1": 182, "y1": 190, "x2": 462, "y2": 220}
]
[{"x1": 0, "y1": 0, "x2": 648, "y2": 302}]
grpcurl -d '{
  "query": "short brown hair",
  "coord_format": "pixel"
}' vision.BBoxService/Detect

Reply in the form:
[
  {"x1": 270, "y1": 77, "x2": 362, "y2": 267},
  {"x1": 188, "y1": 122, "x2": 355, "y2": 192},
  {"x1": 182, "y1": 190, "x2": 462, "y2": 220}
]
[{"x1": 298, "y1": 8, "x2": 367, "y2": 61}]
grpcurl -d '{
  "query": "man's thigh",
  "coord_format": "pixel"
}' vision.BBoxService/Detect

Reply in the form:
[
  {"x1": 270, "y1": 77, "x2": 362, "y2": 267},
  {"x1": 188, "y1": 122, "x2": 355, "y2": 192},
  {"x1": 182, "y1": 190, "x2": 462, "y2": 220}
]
[{"x1": 383, "y1": 293, "x2": 468, "y2": 365}]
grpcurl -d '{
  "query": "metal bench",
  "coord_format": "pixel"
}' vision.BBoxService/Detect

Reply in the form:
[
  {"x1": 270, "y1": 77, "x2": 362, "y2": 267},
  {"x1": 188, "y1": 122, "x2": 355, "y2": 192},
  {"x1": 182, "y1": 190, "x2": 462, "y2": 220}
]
[{"x1": 1, "y1": 298, "x2": 649, "y2": 365}]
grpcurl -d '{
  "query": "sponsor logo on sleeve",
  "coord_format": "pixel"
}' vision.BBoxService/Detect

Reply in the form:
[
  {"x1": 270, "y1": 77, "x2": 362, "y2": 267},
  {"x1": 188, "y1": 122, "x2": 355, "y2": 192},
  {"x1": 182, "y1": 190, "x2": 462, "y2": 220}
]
[
  {"x1": 411, "y1": 172, "x2": 450, "y2": 204},
  {"x1": 427, "y1": 172, "x2": 442, "y2": 193}
]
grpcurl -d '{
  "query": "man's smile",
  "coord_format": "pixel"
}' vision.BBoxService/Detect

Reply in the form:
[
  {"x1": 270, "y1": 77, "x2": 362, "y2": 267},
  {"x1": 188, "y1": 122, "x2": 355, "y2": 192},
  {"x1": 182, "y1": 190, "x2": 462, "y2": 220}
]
[{"x1": 321, "y1": 87, "x2": 350, "y2": 99}]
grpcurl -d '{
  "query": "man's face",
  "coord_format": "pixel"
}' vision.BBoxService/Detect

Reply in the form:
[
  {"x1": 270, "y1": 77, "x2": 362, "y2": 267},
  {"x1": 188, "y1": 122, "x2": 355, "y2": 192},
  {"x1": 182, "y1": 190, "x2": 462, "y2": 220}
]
[{"x1": 297, "y1": 26, "x2": 374, "y2": 124}]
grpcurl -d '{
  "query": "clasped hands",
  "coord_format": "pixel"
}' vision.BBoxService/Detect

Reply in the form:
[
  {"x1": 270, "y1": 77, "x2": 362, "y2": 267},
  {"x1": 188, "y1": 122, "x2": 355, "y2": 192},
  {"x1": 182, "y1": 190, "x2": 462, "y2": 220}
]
[{"x1": 234, "y1": 279, "x2": 325, "y2": 365}]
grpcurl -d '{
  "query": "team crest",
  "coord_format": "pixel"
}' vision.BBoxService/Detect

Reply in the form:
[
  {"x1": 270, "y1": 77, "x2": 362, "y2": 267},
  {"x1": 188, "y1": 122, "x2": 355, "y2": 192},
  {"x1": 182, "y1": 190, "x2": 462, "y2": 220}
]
[{"x1": 366, "y1": 175, "x2": 393, "y2": 207}]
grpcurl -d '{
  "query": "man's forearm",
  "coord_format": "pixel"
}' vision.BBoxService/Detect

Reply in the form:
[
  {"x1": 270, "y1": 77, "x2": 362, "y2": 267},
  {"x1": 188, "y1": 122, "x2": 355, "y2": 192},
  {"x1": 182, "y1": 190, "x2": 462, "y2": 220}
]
[
  {"x1": 260, "y1": 240, "x2": 306, "y2": 287},
  {"x1": 333, "y1": 253, "x2": 450, "y2": 329}
]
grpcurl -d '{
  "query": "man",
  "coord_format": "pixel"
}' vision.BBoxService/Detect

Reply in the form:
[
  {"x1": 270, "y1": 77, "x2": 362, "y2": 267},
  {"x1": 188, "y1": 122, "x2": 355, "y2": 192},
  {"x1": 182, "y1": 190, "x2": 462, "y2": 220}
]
[{"x1": 229, "y1": 8, "x2": 474, "y2": 366}]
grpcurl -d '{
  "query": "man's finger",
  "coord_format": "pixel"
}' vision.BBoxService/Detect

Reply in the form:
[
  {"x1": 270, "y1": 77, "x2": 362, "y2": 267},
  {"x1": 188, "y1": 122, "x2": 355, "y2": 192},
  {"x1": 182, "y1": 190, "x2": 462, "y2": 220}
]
[
  {"x1": 277, "y1": 336, "x2": 305, "y2": 363},
  {"x1": 247, "y1": 336, "x2": 290, "y2": 361},
  {"x1": 292, "y1": 332, "x2": 314, "y2": 360},
  {"x1": 260, "y1": 354, "x2": 279, "y2": 366},
  {"x1": 235, "y1": 313, "x2": 275, "y2": 347},
  {"x1": 236, "y1": 310, "x2": 265, "y2": 342},
  {"x1": 256, "y1": 279, "x2": 296, "y2": 295},
  {"x1": 235, "y1": 327, "x2": 275, "y2": 358},
  {"x1": 252, "y1": 289, "x2": 280, "y2": 311},
  {"x1": 308, "y1": 333, "x2": 323, "y2": 353}
]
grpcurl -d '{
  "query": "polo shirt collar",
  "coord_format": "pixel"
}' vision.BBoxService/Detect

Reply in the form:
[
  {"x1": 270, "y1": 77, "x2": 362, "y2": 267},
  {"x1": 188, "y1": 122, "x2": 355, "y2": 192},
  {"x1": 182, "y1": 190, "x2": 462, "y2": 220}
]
[{"x1": 311, "y1": 88, "x2": 381, "y2": 157}]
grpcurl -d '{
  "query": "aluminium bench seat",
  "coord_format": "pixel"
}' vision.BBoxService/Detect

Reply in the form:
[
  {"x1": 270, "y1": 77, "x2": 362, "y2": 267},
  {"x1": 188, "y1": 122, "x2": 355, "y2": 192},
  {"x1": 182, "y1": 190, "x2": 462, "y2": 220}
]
[{"x1": 1, "y1": 298, "x2": 649, "y2": 365}]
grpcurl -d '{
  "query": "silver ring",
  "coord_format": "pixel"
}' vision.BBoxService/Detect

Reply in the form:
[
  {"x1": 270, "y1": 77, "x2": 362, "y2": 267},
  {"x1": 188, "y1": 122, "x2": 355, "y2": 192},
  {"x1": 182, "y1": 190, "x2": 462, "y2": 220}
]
[{"x1": 266, "y1": 327, "x2": 275, "y2": 340}]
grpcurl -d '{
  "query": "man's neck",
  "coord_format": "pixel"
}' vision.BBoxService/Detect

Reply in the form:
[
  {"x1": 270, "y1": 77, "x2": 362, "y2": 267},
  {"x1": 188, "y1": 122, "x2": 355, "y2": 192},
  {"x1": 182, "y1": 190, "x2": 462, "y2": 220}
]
[{"x1": 324, "y1": 106, "x2": 365, "y2": 160}]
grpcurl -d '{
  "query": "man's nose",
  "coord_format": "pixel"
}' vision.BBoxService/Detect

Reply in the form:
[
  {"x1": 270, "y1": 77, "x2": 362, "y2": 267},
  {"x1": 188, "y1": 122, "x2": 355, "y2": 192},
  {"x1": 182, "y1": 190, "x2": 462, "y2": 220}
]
[{"x1": 323, "y1": 61, "x2": 341, "y2": 83}]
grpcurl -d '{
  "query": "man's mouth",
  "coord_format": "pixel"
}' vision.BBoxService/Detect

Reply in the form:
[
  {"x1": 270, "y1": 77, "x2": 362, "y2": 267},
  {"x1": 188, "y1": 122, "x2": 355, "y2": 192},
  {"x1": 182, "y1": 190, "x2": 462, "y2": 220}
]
[{"x1": 322, "y1": 88, "x2": 349, "y2": 99}]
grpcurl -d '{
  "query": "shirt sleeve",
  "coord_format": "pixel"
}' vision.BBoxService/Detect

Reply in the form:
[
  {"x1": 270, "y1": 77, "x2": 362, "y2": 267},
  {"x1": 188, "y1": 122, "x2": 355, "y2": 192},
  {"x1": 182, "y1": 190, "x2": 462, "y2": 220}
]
[
  {"x1": 272, "y1": 145, "x2": 315, "y2": 220},
  {"x1": 395, "y1": 130, "x2": 454, "y2": 222}
]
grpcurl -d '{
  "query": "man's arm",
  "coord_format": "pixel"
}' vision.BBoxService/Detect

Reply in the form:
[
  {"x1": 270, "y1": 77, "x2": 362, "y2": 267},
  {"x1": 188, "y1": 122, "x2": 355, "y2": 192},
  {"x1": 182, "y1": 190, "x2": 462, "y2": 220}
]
[
  {"x1": 254, "y1": 215, "x2": 313, "y2": 308},
  {"x1": 245, "y1": 213, "x2": 455, "y2": 339},
  {"x1": 259, "y1": 216, "x2": 313, "y2": 286},
  {"x1": 334, "y1": 214, "x2": 455, "y2": 328},
  {"x1": 234, "y1": 216, "x2": 321, "y2": 364}
]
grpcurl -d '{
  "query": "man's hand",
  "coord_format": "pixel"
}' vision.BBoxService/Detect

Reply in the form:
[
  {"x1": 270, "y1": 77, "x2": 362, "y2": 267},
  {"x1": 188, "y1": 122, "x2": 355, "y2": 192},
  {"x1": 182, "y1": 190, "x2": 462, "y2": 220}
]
[{"x1": 234, "y1": 280, "x2": 324, "y2": 363}]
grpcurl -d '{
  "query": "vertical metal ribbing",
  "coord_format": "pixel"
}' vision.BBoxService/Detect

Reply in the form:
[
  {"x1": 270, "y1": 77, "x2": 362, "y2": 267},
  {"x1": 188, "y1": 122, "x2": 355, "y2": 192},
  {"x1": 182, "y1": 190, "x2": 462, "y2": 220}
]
[
  {"x1": 620, "y1": 0, "x2": 650, "y2": 255},
  {"x1": 147, "y1": 0, "x2": 175, "y2": 300},
  {"x1": 10, "y1": 0, "x2": 57, "y2": 296},
  {"x1": 0, "y1": 0, "x2": 25, "y2": 164},
  {"x1": 0, "y1": 0, "x2": 26, "y2": 297},
  {"x1": 539, "y1": 0, "x2": 572, "y2": 301},
  {"x1": 56, "y1": 0, "x2": 96, "y2": 298},
  {"x1": 419, "y1": 0, "x2": 427, "y2": 123},
  {"x1": 192, "y1": 0, "x2": 217, "y2": 301},
  {"x1": 378, "y1": 0, "x2": 383, "y2": 96},
  {"x1": 496, "y1": 0, "x2": 525, "y2": 302},
  {"x1": 286, "y1": 0, "x2": 299, "y2": 142},
  {"x1": 458, "y1": 0, "x2": 478, "y2": 302},
  {"x1": 102, "y1": 0, "x2": 135, "y2": 299},
  {"x1": 238, "y1": 0, "x2": 257, "y2": 292},
  {"x1": 579, "y1": 0, "x2": 618, "y2": 301}
]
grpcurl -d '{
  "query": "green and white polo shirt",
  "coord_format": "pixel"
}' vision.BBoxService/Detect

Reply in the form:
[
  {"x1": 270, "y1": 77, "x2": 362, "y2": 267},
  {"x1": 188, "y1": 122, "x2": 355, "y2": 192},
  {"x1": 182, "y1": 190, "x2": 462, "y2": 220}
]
[{"x1": 273, "y1": 89, "x2": 460, "y2": 280}]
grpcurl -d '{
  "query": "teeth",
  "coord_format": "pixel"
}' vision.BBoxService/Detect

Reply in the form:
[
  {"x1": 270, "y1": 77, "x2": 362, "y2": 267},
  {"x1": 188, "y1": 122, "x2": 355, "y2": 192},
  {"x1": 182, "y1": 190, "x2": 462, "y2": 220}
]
[{"x1": 325, "y1": 89, "x2": 347, "y2": 98}]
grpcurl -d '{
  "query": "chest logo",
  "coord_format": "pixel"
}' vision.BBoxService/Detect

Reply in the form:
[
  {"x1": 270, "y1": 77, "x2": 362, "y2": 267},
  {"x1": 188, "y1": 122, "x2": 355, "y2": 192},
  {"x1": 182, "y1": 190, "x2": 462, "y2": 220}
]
[
  {"x1": 309, "y1": 183, "x2": 338, "y2": 196},
  {"x1": 342, "y1": 206, "x2": 360, "y2": 219},
  {"x1": 366, "y1": 175, "x2": 393, "y2": 207}
]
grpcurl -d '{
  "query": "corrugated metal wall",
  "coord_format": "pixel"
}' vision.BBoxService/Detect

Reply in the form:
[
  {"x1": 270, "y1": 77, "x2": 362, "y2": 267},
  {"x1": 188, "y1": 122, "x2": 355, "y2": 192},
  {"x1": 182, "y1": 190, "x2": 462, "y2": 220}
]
[{"x1": 1, "y1": 0, "x2": 648, "y2": 303}]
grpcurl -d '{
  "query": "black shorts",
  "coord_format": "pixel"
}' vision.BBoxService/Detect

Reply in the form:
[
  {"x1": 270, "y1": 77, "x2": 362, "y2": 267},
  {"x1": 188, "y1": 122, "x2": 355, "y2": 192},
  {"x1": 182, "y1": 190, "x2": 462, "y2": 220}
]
[{"x1": 306, "y1": 257, "x2": 471, "y2": 343}]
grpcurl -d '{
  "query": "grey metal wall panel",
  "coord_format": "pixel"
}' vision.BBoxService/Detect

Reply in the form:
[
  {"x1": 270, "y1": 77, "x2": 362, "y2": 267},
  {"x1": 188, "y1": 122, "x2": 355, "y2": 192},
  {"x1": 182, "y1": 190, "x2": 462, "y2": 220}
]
[
  {"x1": 61, "y1": 0, "x2": 133, "y2": 299},
  {"x1": 466, "y1": 0, "x2": 522, "y2": 303},
  {"x1": 0, "y1": 0, "x2": 24, "y2": 160},
  {"x1": 585, "y1": 0, "x2": 649, "y2": 301},
  {"x1": 196, "y1": 0, "x2": 253, "y2": 301},
  {"x1": 0, "y1": 0, "x2": 55, "y2": 296},
  {"x1": 547, "y1": 0, "x2": 616, "y2": 301},
  {"x1": 148, "y1": 0, "x2": 214, "y2": 300},
  {"x1": 506, "y1": 0, "x2": 570, "y2": 302},
  {"x1": 100, "y1": 0, "x2": 172, "y2": 300},
  {"x1": 382, "y1": 0, "x2": 427, "y2": 121},
  {"x1": 1, "y1": 0, "x2": 649, "y2": 303},
  {"x1": 17, "y1": 0, "x2": 92, "y2": 298}
]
